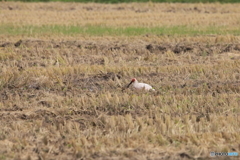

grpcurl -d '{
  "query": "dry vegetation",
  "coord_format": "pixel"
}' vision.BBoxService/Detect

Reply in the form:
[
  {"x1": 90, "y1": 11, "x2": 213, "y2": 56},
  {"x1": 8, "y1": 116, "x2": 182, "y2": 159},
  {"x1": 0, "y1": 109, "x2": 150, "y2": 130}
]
[
  {"x1": 0, "y1": 2, "x2": 240, "y2": 160},
  {"x1": 1, "y1": 2, "x2": 240, "y2": 27}
]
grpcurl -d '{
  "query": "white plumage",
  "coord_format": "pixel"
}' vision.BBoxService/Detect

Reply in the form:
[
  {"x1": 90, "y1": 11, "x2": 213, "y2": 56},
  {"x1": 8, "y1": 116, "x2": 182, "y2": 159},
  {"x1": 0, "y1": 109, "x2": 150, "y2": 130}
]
[{"x1": 127, "y1": 78, "x2": 155, "y2": 91}]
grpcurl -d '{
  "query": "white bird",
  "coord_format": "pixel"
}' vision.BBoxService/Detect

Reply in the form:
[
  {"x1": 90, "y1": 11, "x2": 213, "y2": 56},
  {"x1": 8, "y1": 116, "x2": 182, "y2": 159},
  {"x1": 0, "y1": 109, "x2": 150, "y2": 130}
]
[{"x1": 127, "y1": 78, "x2": 155, "y2": 91}]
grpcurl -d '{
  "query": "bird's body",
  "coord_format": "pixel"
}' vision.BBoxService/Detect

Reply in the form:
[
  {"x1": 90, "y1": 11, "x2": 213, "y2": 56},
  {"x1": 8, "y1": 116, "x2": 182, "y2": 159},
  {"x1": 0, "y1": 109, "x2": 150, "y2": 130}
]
[{"x1": 127, "y1": 78, "x2": 155, "y2": 91}]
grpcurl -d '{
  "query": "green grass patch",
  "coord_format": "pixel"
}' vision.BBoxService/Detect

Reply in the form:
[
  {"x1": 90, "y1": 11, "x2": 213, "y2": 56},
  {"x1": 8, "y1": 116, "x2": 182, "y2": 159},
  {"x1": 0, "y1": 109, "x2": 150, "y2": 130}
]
[{"x1": 1, "y1": 25, "x2": 240, "y2": 37}]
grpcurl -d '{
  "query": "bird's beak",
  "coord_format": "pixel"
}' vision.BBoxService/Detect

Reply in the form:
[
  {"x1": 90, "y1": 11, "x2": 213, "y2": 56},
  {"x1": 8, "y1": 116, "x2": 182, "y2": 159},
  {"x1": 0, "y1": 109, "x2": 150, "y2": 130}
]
[{"x1": 127, "y1": 81, "x2": 133, "y2": 88}]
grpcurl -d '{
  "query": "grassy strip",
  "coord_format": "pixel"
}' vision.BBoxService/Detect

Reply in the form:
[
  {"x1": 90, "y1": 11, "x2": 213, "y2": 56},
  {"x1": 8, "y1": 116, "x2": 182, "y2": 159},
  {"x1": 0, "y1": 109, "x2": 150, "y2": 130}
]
[
  {"x1": 1, "y1": 25, "x2": 240, "y2": 36},
  {"x1": 4, "y1": 0, "x2": 240, "y2": 3}
]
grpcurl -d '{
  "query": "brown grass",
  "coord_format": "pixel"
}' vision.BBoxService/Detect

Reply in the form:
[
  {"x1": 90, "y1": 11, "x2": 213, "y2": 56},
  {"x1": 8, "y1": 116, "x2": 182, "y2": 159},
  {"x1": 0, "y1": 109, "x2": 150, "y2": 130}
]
[
  {"x1": 1, "y1": 2, "x2": 240, "y2": 28},
  {"x1": 0, "y1": 2, "x2": 240, "y2": 160}
]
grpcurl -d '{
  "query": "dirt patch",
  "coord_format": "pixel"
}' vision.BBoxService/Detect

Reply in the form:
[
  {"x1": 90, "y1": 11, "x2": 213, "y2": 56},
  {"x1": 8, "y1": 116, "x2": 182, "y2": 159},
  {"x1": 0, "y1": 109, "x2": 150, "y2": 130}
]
[{"x1": 1, "y1": 39, "x2": 240, "y2": 55}]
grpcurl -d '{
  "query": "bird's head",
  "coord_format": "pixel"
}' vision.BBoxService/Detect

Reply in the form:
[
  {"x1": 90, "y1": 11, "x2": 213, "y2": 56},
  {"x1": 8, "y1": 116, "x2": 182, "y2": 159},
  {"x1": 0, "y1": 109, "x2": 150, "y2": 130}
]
[{"x1": 127, "y1": 78, "x2": 137, "y2": 88}]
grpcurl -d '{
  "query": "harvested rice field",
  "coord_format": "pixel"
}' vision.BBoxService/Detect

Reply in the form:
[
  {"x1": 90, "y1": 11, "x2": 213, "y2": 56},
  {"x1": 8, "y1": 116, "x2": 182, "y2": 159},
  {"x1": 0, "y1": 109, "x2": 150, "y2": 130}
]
[{"x1": 0, "y1": 2, "x2": 240, "y2": 160}]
